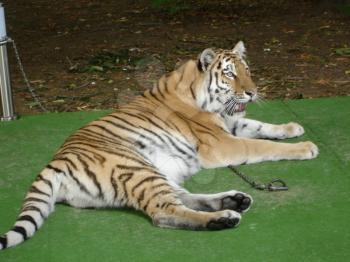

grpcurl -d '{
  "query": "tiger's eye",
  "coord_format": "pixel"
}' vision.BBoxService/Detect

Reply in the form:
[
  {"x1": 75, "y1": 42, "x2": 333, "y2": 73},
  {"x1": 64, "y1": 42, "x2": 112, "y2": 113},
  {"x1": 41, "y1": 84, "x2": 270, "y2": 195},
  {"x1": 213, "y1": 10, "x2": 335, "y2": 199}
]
[{"x1": 226, "y1": 72, "x2": 235, "y2": 78}]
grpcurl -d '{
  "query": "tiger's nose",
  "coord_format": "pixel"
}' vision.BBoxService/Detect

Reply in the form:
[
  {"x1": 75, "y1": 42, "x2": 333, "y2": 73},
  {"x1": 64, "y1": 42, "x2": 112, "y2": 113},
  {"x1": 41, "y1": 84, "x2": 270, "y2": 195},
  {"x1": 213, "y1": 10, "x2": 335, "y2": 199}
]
[
  {"x1": 245, "y1": 91, "x2": 254, "y2": 97},
  {"x1": 244, "y1": 91, "x2": 257, "y2": 101}
]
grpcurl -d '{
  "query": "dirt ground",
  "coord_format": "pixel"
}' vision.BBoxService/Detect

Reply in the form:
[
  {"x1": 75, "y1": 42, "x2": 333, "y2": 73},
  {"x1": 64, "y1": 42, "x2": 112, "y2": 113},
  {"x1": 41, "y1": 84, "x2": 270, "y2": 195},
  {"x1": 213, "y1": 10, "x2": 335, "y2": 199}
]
[{"x1": 2, "y1": 0, "x2": 350, "y2": 114}]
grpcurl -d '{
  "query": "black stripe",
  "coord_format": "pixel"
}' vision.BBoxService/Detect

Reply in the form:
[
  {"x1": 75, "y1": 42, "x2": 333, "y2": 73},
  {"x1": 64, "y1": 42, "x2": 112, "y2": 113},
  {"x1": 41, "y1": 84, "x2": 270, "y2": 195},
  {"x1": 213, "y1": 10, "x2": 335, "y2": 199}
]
[
  {"x1": 120, "y1": 173, "x2": 133, "y2": 201},
  {"x1": 78, "y1": 128, "x2": 130, "y2": 147},
  {"x1": 209, "y1": 93, "x2": 214, "y2": 103},
  {"x1": 147, "y1": 117, "x2": 195, "y2": 153},
  {"x1": 53, "y1": 156, "x2": 78, "y2": 170},
  {"x1": 164, "y1": 81, "x2": 169, "y2": 94},
  {"x1": 179, "y1": 113, "x2": 213, "y2": 131},
  {"x1": 189, "y1": 81, "x2": 196, "y2": 100},
  {"x1": 101, "y1": 118, "x2": 164, "y2": 146},
  {"x1": 100, "y1": 119, "x2": 161, "y2": 144},
  {"x1": 88, "y1": 124, "x2": 134, "y2": 145},
  {"x1": 175, "y1": 72, "x2": 184, "y2": 90},
  {"x1": 155, "y1": 83, "x2": 165, "y2": 99},
  {"x1": 73, "y1": 130, "x2": 136, "y2": 155},
  {"x1": 143, "y1": 203, "x2": 149, "y2": 211},
  {"x1": 17, "y1": 215, "x2": 38, "y2": 231},
  {"x1": 197, "y1": 60, "x2": 203, "y2": 72},
  {"x1": 24, "y1": 197, "x2": 49, "y2": 205},
  {"x1": 231, "y1": 122, "x2": 238, "y2": 136},
  {"x1": 36, "y1": 175, "x2": 53, "y2": 194},
  {"x1": 0, "y1": 236, "x2": 7, "y2": 249},
  {"x1": 131, "y1": 176, "x2": 166, "y2": 195},
  {"x1": 66, "y1": 143, "x2": 149, "y2": 167},
  {"x1": 195, "y1": 128, "x2": 219, "y2": 141},
  {"x1": 163, "y1": 202, "x2": 182, "y2": 209},
  {"x1": 66, "y1": 164, "x2": 93, "y2": 196},
  {"x1": 215, "y1": 72, "x2": 224, "y2": 90},
  {"x1": 106, "y1": 115, "x2": 166, "y2": 143},
  {"x1": 169, "y1": 113, "x2": 200, "y2": 143},
  {"x1": 116, "y1": 165, "x2": 160, "y2": 175},
  {"x1": 110, "y1": 168, "x2": 118, "y2": 200},
  {"x1": 137, "y1": 188, "x2": 146, "y2": 204},
  {"x1": 118, "y1": 110, "x2": 147, "y2": 123},
  {"x1": 115, "y1": 111, "x2": 165, "y2": 133},
  {"x1": 148, "y1": 89, "x2": 166, "y2": 105},
  {"x1": 58, "y1": 151, "x2": 95, "y2": 165},
  {"x1": 201, "y1": 100, "x2": 207, "y2": 110},
  {"x1": 118, "y1": 111, "x2": 195, "y2": 154},
  {"x1": 22, "y1": 206, "x2": 44, "y2": 219},
  {"x1": 150, "y1": 189, "x2": 172, "y2": 199},
  {"x1": 160, "y1": 202, "x2": 167, "y2": 209},
  {"x1": 177, "y1": 112, "x2": 219, "y2": 139},
  {"x1": 71, "y1": 140, "x2": 112, "y2": 165},
  {"x1": 142, "y1": 190, "x2": 172, "y2": 210},
  {"x1": 29, "y1": 185, "x2": 50, "y2": 198},
  {"x1": 79, "y1": 132, "x2": 144, "y2": 160},
  {"x1": 76, "y1": 155, "x2": 104, "y2": 199},
  {"x1": 119, "y1": 105, "x2": 180, "y2": 135},
  {"x1": 46, "y1": 164, "x2": 63, "y2": 174},
  {"x1": 122, "y1": 111, "x2": 167, "y2": 133},
  {"x1": 118, "y1": 171, "x2": 133, "y2": 179},
  {"x1": 62, "y1": 141, "x2": 121, "y2": 156},
  {"x1": 61, "y1": 135, "x2": 135, "y2": 160},
  {"x1": 207, "y1": 71, "x2": 213, "y2": 93},
  {"x1": 11, "y1": 226, "x2": 27, "y2": 240},
  {"x1": 163, "y1": 134, "x2": 192, "y2": 156},
  {"x1": 151, "y1": 182, "x2": 170, "y2": 190}
]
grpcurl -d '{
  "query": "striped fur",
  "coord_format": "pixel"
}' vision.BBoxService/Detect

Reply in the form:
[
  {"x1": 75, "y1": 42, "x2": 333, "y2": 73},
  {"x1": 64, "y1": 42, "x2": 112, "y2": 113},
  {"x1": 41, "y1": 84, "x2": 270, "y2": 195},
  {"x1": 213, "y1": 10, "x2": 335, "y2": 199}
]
[{"x1": 0, "y1": 41, "x2": 318, "y2": 250}]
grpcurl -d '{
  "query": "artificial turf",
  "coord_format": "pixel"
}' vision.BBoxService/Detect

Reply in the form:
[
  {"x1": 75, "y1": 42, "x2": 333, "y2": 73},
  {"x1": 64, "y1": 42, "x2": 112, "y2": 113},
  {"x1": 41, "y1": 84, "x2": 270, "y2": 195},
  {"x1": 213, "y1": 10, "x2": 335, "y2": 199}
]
[{"x1": 0, "y1": 97, "x2": 349, "y2": 261}]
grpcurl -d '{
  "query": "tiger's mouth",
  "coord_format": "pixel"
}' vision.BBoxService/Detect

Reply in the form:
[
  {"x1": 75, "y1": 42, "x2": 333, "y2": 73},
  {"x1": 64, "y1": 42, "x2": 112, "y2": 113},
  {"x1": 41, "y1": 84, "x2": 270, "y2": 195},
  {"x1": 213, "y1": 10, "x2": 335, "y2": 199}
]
[
  {"x1": 224, "y1": 98, "x2": 247, "y2": 115},
  {"x1": 233, "y1": 103, "x2": 246, "y2": 113}
]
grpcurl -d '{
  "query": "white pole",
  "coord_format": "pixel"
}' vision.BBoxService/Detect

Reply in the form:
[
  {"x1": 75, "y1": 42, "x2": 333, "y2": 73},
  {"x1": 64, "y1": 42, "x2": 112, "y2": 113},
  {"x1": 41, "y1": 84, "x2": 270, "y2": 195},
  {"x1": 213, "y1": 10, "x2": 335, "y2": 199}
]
[{"x1": 0, "y1": 3, "x2": 16, "y2": 121}]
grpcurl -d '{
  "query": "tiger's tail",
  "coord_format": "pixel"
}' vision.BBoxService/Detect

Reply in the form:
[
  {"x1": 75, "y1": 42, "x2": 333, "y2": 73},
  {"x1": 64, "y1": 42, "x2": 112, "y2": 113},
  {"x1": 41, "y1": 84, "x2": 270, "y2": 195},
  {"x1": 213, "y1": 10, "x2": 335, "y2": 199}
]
[{"x1": 0, "y1": 165, "x2": 62, "y2": 250}]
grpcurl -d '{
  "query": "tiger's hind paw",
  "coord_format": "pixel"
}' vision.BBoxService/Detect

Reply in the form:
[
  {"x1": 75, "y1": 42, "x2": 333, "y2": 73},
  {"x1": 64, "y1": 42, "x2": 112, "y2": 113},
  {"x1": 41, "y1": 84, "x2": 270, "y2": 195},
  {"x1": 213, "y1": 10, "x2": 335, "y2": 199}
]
[
  {"x1": 206, "y1": 210, "x2": 241, "y2": 230},
  {"x1": 221, "y1": 191, "x2": 253, "y2": 213}
]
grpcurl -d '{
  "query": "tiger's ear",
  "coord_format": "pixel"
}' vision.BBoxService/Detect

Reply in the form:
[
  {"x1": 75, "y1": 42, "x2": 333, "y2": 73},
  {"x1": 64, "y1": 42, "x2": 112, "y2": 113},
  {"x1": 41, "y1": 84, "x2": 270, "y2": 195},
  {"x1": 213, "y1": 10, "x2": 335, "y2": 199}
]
[
  {"x1": 198, "y1": 48, "x2": 216, "y2": 71},
  {"x1": 232, "y1": 41, "x2": 246, "y2": 58}
]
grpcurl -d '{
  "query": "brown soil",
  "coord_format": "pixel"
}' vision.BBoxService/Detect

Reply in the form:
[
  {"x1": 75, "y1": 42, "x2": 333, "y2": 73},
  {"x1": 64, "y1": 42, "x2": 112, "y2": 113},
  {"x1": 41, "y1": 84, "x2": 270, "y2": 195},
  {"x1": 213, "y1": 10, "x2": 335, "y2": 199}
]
[{"x1": 2, "y1": 0, "x2": 350, "y2": 114}]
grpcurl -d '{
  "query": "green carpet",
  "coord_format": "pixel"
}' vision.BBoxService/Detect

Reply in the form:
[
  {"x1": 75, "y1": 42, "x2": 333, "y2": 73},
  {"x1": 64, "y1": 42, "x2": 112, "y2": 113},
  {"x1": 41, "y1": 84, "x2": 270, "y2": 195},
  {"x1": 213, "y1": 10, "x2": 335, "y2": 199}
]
[{"x1": 0, "y1": 97, "x2": 349, "y2": 261}]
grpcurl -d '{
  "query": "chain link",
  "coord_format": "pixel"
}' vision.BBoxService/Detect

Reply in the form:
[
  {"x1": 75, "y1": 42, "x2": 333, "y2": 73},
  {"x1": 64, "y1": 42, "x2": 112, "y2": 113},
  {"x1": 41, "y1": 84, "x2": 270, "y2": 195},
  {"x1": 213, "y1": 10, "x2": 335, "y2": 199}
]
[
  {"x1": 228, "y1": 165, "x2": 288, "y2": 191},
  {"x1": 9, "y1": 38, "x2": 48, "y2": 112}
]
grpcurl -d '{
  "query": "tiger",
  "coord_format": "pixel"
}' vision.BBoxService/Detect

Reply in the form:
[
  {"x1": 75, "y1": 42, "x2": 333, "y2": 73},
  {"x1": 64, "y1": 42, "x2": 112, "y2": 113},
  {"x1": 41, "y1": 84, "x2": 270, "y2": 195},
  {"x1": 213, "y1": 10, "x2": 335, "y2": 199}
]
[{"x1": 0, "y1": 41, "x2": 318, "y2": 250}]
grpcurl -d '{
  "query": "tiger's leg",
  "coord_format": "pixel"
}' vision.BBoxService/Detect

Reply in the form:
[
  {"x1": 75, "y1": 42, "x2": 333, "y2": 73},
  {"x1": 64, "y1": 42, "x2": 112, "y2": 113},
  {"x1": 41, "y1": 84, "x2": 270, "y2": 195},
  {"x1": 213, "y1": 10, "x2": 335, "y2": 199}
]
[
  {"x1": 123, "y1": 171, "x2": 242, "y2": 230},
  {"x1": 230, "y1": 118, "x2": 305, "y2": 139},
  {"x1": 198, "y1": 134, "x2": 318, "y2": 168},
  {"x1": 176, "y1": 188, "x2": 253, "y2": 213}
]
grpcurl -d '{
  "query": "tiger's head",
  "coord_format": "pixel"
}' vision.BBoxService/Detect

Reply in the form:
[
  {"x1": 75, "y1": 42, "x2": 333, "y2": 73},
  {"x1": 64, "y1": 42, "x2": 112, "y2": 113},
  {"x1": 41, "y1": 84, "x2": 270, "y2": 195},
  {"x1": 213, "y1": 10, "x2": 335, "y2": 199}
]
[{"x1": 196, "y1": 41, "x2": 257, "y2": 115}]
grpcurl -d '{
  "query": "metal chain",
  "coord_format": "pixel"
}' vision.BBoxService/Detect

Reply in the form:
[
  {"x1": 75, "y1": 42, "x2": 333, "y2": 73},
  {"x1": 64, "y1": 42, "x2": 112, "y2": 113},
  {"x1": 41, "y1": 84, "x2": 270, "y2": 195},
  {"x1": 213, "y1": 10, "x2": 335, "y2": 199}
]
[
  {"x1": 228, "y1": 165, "x2": 289, "y2": 191},
  {"x1": 9, "y1": 38, "x2": 48, "y2": 112}
]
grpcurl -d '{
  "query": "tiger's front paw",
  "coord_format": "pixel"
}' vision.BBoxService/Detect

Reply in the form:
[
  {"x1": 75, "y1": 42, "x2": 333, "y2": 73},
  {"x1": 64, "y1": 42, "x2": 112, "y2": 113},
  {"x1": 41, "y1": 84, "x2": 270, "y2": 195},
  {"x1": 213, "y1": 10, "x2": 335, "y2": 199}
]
[
  {"x1": 295, "y1": 141, "x2": 319, "y2": 159},
  {"x1": 284, "y1": 122, "x2": 305, "y2": 138}
]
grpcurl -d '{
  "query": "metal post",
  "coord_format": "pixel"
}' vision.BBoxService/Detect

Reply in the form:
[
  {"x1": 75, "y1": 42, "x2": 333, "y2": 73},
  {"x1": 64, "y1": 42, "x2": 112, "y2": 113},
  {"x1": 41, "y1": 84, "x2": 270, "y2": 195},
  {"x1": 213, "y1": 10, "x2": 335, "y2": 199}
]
[{"x1": 0, "y1": 3, "x2": 16, "y2": 121}]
